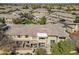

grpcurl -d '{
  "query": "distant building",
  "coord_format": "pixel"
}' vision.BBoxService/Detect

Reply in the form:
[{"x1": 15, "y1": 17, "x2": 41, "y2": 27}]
[
  {"x1": 32, "y1": 8, "x2": 48, "y2": 20},
  {"x1": 63, "y1": 21, "x2": 79, "y2": 33},
  {"x1": 0, "y1": 13, "x2": 20, "y2": 24},
  {"x1": 52, "y1": 12, "x2": 75, "y2": 22}
]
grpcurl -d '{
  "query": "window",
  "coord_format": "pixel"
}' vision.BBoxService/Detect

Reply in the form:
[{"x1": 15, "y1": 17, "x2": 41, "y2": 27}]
[
  {"x1": 31, "y1": 44, "x2": 37, "y2": 48},
  {"x1": 39, "y1": 43, "x2": 45, "y2": 47},
  {"x1": 25, "y1": 35, "x2": 28, "y2": 38},
  {"x1": 17, "y1": 35, "x2": 21, "y2": 38},
  {"x1": 59, "y1": 37, "x2": 66, "y2": 39},
  {"x1": 26, "y1": 45, "x2": 30, "y2": 47},
  {"x1": 39, "y1": 37, "x2": 46, "y2": 39},
  {"x1": 16, "y1": 41, "x2": 22, "y2": 47},
  {"x1": 50, "y1": 40, "x2": 55, "y2": 44},
  {"x1": 27, "y1": 41, "x2": 29, "y2": 43},
  {"x1": 23, "y1": 43, "x2": 25, "y2": 48}
]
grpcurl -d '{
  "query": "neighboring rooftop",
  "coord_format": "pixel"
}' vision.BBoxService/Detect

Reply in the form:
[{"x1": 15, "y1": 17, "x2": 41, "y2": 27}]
[
  {"x1": 70, "y1": 32, "x2": 79, "y2": 38},
  {"x1": 0, "y1": 13, "x2": 20, "y2": 19},
  {"x1": 52, "y1": 12, "x2": 75, "y2": 19},
  {"x1": 33, "y1": 8, "x2": 48, "y2": 13}
]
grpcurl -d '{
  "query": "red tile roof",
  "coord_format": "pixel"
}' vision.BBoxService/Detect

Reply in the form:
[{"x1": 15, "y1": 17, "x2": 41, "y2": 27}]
[{"x1": 70, "y1": 32, "x2": 79, "y2": 38}]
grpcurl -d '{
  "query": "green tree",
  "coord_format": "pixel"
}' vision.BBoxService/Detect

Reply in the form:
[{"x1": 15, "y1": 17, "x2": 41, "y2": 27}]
[
  {"x1": 35, "y1": 48, "x2": 47, "y2": 55},
  {"x1": 13, "y1": 18, "x2": 23, "y2": 24},
  {"x1": 13, "y1": 18, "x2": 36, "y2": 24},
  {"x1": 50, "y1": 40, "x2": 75, "y2": 55},
  {"x1": 31, "y1": 4, "x2": 41, "y2": 9},
  {"x1": 2, "y1": 48, "x2": 11, "y2": 55},
  {"x1": 74, "y1": 16, "x2": 79, "y2": 23},
  {"x1": 38, "y1": 16, "x2": 46, "y2": 25},
  {"x1": 50, "y1": 43, "x2": 61, "y2": 55},
  {"x1": 19, "y1": 13, "x2": 33, "y2": 20},
  {"x1": 22, "y1": 18, "x2": 34, "y2": 24},
  {"x1": 23, "y1": 5, "x2": 29, "y2": 9},
  {"x1": 0, "y1": 18, "x2": 5, "y2": 24}
]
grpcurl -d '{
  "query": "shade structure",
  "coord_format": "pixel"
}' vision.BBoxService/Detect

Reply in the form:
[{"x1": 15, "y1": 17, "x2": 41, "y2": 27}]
[{"x1": 37, "y1": 33, "x2": 48, "y2": 37}]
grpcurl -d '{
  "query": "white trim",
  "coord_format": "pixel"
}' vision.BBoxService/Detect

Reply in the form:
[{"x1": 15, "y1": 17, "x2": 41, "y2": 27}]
[{"x1": 37, "y1": 33, "x2": 48, "y2": 37}]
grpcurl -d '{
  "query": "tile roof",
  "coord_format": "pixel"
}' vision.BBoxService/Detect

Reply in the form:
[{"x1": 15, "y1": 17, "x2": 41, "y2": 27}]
[
  {"x1": 70, "y1": 32, "x2": 79, "y2": 38},
  {"x1": 0, "y1": 13, "x2": 20, "y2": 19},
  {"x1": 6, "y1": 23, "x2": 69, "y2": 37}
]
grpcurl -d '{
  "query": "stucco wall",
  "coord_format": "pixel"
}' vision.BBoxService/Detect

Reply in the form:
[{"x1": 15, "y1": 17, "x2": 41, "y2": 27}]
[{"x1": 5, "y1": 18, "x2": 13, "y2": 24}]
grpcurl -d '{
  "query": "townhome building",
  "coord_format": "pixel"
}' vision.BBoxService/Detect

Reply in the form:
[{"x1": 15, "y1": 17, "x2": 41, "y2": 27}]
[{"x1": 5, "y1": 23, "x2": 69, "y2": 54}]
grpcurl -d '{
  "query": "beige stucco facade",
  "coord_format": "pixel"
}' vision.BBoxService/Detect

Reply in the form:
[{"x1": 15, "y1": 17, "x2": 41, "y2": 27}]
[
  {"x1": 10, "y1": 35, "x2": 66, "y2": 47},
  {"x1": 5, "y1": 18, "x2": 13, "y2": 24},
  {"x1": 8, "y1": 35, "x2": 66, "y2": 54}
]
